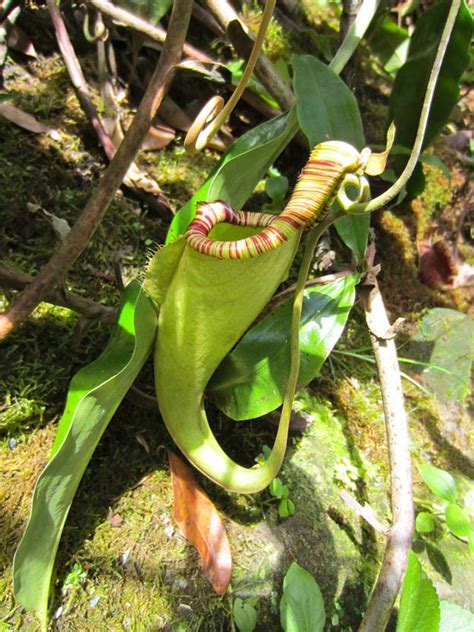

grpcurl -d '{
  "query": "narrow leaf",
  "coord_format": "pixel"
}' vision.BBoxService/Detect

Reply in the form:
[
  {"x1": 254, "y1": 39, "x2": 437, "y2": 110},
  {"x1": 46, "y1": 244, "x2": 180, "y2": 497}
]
[
  {"x1": 389, "y1": 0, "x2": 472, "y2": 184},
  {"x1": 292, "y1": 54, "x2": 369, "y2": 258},
  {"x1": 168, "y1": 451, "x2": 232, "y2": 595},
  {"x1": 396, "y1": 551, "x2": 440, "y2": 632},
  {"x1": 13, "y1": 281, "x2": 157, "y2": 629},
  {"x1": 166, "y1": 109, "x2": 299, "y2": 242},
  {"x1": 439, "y1": 601, "x2": 474, "y2": 632},
  {"x1": 445, "y1": 503, "x2": 471, "y2": 538},
  {"x1": 280, "y1": 562, "x2": 325, "y2": 632},
  {"x1": 210, "y1": 274, "x2": 358, "y2": 420},
  {"x1": 418, "y1": 464, "x2": 458, "y2": 503}
]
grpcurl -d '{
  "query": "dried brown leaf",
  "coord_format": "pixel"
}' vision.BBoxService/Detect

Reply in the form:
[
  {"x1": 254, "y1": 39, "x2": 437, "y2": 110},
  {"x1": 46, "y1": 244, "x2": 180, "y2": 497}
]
[
  {"x1": 141, "y1": 122, "x2": 176, "y2": 151},
  {"x1": 0, "y1": 103, "x2": 58, "y2": 138},
  {"x1": 7, "y1": 25, "x2": 37, "y2": 58},
  {"x1": 168, "y1": 451, "x2": 232, "y2": 595}
]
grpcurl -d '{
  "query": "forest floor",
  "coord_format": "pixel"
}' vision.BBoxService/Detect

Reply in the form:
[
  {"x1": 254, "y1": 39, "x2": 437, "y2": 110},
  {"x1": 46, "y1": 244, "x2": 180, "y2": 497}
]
[{"x1": 0, "y1": 3, "x2": 473, "y2": 631}]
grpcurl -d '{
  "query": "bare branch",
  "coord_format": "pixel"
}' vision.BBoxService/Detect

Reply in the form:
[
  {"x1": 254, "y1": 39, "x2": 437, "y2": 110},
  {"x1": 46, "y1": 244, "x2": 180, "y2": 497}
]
[
  {"x1": 340, "y1": 490, "x2": 390, "y2": 535},
  {"x1": 0, "y1": 0, "x2": 194, "y2": 338},
  {"x1": 48, "y1": 0, "x2": 115, "y2": 160},
  {"x1": 87, "y1": 0, "x2": 213, "y2": 63},
  {"x1": 357, "y1": 264, "x2": 414, "y2": 632},
  {"x1": 0, "y1": 263, "x2": 115, "y2": 322}
]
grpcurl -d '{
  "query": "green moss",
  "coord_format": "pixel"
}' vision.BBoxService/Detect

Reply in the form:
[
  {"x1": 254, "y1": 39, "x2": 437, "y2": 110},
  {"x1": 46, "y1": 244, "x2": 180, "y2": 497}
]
[
  {"x1": 242, "y1": 3, "x2": 293, "y2": 62},
  {"x1": 142, "y1": 146, "x2": 218, "y2": 212},
  {"x1": 413, "y1": 163, "x2": 454, "y2": 241}
]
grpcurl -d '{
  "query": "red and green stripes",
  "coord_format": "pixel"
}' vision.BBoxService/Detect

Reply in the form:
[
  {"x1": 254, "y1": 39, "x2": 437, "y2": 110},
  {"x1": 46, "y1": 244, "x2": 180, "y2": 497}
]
[{"x1": 185, "y1": 140, "x2": 368, "y2": 259}]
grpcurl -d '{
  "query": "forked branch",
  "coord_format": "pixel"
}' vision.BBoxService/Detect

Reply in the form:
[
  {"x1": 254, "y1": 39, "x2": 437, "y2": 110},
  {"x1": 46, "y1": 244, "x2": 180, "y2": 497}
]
[{"x1": 0, "y1": 0, "x2": 194, "y2": 339}]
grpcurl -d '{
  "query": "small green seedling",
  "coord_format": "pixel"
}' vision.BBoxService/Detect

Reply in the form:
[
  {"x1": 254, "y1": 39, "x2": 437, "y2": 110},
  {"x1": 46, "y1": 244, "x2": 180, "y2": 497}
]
[{"x1": 416, "y1": 464, "x2": 474, "y2": 553}]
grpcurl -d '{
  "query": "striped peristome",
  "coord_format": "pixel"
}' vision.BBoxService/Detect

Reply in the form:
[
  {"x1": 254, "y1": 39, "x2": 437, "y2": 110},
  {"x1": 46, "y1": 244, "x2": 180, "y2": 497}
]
[{"x1": 185, "y1": 140, "x2": 369, "y2": 259}]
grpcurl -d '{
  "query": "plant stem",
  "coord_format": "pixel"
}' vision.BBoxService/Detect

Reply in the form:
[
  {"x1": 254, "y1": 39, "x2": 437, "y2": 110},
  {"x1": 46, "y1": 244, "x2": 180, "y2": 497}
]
[
  {"x1": 0, "y1": 0, "x2": 193, "y2": 339},
  {"x1": 204, "y1": 0, "x2": 295, "y2": 110},
  {"x1": 331, "y1": 0, "x2": 381, "y2": 77},
  {"x1": 349, "y1": 0, "x2": 462, "y2": 214},
  {"x1": 357, "y1": 275, "x2": 414, "y2": 632},
  {"x1": 185, "y1": 0, "x2": 276, "y2": 152},
  {"x1": 275, "y1": 217, "x2": 334, "y2": 464}
]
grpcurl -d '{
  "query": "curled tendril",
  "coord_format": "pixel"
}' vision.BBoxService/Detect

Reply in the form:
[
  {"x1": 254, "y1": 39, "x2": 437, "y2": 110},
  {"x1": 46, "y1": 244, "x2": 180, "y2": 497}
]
[
  {"x1": 337, "y1": 173, "x2": 371, "y2": 211},
  {"x1": 83, "y1": 10, "x2": 108, "y2": 43},
  {"x1": 184, "y1": 0, "x2": 276, "y2": 154}
]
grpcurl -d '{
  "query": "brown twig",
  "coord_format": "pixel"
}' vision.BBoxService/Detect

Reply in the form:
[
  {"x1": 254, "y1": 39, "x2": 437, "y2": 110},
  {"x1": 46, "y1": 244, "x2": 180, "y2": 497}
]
[
  {"x1": 203, "y1": 0, "x2": 295, "y2": 110},
  {"x1": 88, "y1": 0, "x2": 279, "y2": 121},
  {"x1": 0, "y1": 263, "x2": 115, "y2": 322},
  {"x1": 340, "y1": 490, "x2": 390, "y2": 535},
  {"x1": 191, "y1": 3, "x2": 225, "y2": 37},
  {"x1": 48, "y1": 0, "x2": 115, "y2": 160},
  {"x1": 87, "y1": 0, "x2": 213, "y2": 63},
  {"x1": 49, "y1": 2, "x2": 169, "y2": 206},
  {"x1": 0, "y1": 0, "x2": 193, "y2": 339},
  {"x1": 357, "y1": 249, "x2": 414, "y2": 632}
]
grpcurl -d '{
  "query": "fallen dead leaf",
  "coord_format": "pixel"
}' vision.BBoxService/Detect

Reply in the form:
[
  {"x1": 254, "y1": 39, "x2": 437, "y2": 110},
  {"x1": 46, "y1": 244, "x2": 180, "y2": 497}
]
[
  {"x1": 0, "y1": 102, "x2": 59, "y2": 139},
  {"x1": 168, "y1": 451, "x2": 232, "y2": 595},
  {"x1": 7, "y1": 24, "x2": 37, "y2": 58}
]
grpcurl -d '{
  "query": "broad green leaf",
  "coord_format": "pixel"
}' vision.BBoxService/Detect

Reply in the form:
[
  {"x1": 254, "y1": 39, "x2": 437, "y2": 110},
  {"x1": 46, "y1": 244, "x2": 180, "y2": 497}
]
[
  {"x1": 280, "y1": 562, "x2": 325, "y2": 632},
  {"x1": 233, "y1": 598, "x2": 257, "y2": 632},
  {"x1": 445, "y1": 504, "x2": 471, "y2": 539},
  {"x1": 166, "y1": 109, "x2": 299, "y2": 243},
  {"x1": 13, "y1": 281, "x2": 157, "y2": 630},
  {"x1": 416, "y1": 511, "x2": 436, "y2": 534},
  {"x1": 209, "y1": 274, "x2": 358, "y2": 420},
  {"x1": 292, "y1": 54, "x2": 369, "y2": 259},
  {"x1": 439, "y1": 601, "x2": 474, "y2": 632},
  {"x1": 293, "y1": 54, "x2": 364, "y2": 149},
  {"x1": 397, "y1": 551, "x2": 440, "y2": 632},
  {"x1": 418, "y1": 464, "x2": 458, "y2": 503},
  {"x1": 389, "y1": 0, "x2": 472, "y2": 179},
  {"x1": 368, "y1": 15, "x2": 409, "y2": 75},
  {"x1": 409, "y1": 308, "x2": 473, "y2": 408},
  {"x1": 145, "y1": 230, "x2": 301, "y2": 493}
]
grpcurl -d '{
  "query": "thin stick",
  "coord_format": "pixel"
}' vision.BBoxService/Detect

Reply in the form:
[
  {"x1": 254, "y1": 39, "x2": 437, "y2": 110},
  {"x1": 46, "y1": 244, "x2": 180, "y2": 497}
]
[
  {"x1": 87, "y1": 0, "x2": 212, "y2": 63},
  {"x1": 357, "y1": 268, "x2": 414, "y2": 632},
  {"x1": 0, "y1": 0, "x2": 193, "y2": 339},
  {"x1": 348, "y1": 0, "x2": 462, "y2": 215},
  {"x1": 0, "y1": 263, "x2": 115, "y2": 321},
  {"x1": 340, "y1": 490, "x2": 390, "y2": 535},
  {"x1": 48, "y1": 0, "x2": 115, "y2": 160}
]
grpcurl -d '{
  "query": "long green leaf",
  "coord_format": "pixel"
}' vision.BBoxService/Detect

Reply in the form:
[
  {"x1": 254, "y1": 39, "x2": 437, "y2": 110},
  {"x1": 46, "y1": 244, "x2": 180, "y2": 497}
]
[
  {"x1": 389, "y1": 0, "x2": 472, "y2": 189},
  {"x1": 292, "y1": 54, "x2": 369, "y2": 259},
  {"x1": 209, "y1": 273, "x2": 359, "y2": 420},
  {"x1": 13, "y1": 281, "x2": 157, "y2": 630},
  {"x1": 397, "y1": 551, "x2": 440, "y2": 632},
  {"x1": 166, "y1": 109, "x2": 299, "y2": 243}
]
